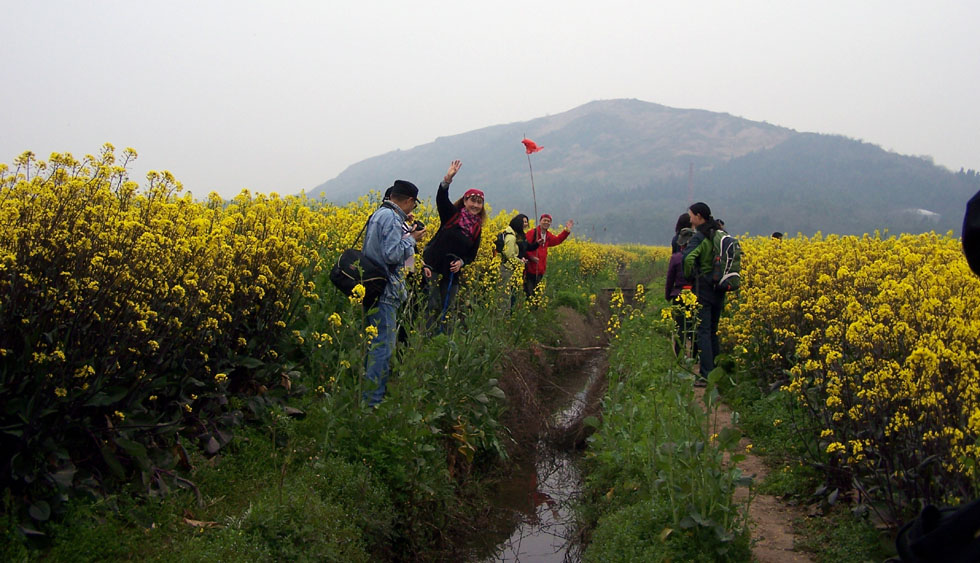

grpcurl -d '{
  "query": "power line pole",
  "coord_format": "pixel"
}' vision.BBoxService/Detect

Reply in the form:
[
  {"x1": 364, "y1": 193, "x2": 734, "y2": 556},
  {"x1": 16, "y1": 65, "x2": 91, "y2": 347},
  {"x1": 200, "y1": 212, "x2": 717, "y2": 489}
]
[{"x1": 688, "y1": 162, "x2": 694, "y2": 204}]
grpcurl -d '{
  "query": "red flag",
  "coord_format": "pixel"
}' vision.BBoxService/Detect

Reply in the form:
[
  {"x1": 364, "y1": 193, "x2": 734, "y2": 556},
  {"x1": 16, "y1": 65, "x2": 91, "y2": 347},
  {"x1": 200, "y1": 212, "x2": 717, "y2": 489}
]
[{"x1": 522, "y1": 138, "x2": 543, "y2": 154}]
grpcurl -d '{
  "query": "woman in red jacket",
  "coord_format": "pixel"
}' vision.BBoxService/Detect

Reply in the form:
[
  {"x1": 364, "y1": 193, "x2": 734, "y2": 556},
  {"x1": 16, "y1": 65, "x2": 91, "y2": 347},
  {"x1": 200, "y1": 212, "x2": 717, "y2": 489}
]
[{"x1": 523, "y1": 213, "x2": 573, "y2": 297}]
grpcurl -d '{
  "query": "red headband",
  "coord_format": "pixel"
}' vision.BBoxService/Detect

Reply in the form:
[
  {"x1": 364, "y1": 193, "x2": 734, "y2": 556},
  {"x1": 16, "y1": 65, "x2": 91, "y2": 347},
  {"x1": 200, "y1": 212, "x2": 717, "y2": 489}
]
[{"x1": 463, "y1": 188, "x2": 484, "y2": 200}]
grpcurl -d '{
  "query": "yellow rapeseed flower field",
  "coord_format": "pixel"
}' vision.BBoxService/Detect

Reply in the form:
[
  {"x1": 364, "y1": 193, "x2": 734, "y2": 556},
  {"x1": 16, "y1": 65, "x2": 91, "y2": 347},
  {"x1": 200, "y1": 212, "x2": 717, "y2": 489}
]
[
  {"x1": 721, "y1": 232, "x2": 980, "y2": 509},
  {"x1": 0, "y1": 145, "x2": 648, "y2": 507}
]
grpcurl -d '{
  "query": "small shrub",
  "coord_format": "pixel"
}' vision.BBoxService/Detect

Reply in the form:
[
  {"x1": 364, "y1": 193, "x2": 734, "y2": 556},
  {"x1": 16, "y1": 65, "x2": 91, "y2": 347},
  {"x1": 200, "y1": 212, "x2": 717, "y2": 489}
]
[{"x1": 553, "y1": 290, "x2": 589, "y2": 314}]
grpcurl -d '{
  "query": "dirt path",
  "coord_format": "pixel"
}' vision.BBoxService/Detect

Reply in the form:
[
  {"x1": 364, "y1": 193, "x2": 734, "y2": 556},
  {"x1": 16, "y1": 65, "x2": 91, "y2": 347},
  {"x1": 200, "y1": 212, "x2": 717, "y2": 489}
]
[{"x1": 697, "y1": 387, "x2": 814, "y2": 563}]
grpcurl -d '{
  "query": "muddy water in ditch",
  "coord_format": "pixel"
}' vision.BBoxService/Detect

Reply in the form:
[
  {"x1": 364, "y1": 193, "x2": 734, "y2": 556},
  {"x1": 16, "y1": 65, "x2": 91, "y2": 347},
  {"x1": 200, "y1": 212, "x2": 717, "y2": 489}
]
[{"x1": 470, "y1": 353, "x2": 603, "y2": 563}]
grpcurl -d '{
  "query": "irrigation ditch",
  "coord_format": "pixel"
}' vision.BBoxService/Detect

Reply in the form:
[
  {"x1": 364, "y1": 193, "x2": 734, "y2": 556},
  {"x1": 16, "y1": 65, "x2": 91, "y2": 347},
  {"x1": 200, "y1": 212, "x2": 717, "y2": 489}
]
[
  {"x1": 442, "y1": 305, "x2": 609, "y2": 562},
  {"x1": 447, "y1": 285, "x2": 813, "y2": 562}
]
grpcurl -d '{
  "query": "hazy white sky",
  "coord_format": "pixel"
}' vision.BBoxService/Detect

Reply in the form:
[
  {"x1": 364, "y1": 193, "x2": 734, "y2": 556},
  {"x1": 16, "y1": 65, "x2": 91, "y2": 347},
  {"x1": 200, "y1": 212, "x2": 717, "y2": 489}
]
[{"x1": 2, "y1": 0, "x2": 977, "y2": 200}]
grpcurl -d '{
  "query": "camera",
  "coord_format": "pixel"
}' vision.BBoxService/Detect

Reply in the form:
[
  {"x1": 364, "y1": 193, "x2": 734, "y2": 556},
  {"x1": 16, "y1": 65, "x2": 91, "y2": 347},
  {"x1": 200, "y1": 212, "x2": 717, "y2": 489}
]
[{"x1": 413, "y1": 221, "x2": 425, "y2": 232}]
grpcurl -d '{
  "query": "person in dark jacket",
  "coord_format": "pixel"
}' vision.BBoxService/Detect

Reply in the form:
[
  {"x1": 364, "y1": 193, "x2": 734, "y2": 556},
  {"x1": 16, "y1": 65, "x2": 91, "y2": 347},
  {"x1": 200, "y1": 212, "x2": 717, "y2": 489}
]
[
  {"x1": 421, "y1": 159, "x2": 485, "y2": 329},
  {"x1": 964, "y1": 189, "x2": 980, "y2": 276},
  {"x1": 683, "y1": 202, "x2": 726, "y2": 381},
  {"x1": 671, "y1": 212, "x2": 692, "y2": 253},
  {"x1": 666, "y1": 227, "x2": 696, "y2": 356}
]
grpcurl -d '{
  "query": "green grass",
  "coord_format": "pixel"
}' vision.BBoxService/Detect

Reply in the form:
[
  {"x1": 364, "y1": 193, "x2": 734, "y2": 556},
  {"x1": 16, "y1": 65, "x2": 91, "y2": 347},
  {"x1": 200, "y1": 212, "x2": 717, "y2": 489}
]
[
  {"x1": 580, "y1": 292, "x2": 751, "y2": 562},
  {"x1": 795, "y1": 504, "x2": 896, "y2": 563},
  {"x1": 33, "y1": 419, "x2": 392, "y2": 562}
]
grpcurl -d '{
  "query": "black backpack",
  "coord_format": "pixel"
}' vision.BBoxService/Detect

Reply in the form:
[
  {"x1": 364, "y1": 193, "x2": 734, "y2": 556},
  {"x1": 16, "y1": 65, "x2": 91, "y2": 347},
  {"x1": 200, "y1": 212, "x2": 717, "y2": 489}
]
[
  {"x1": 894, "y1": 499, "x2": 980, "y2": 562},
  {"x1": 493, "y1": 230, "x2": 507, "y2": 256}
]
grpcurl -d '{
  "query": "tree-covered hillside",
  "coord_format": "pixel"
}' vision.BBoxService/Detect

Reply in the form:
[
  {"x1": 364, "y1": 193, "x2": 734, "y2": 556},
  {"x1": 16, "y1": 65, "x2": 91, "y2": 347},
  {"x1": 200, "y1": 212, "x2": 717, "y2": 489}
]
[{"x1": 309, "y1": 99, "x2": 979, "y2": 244}]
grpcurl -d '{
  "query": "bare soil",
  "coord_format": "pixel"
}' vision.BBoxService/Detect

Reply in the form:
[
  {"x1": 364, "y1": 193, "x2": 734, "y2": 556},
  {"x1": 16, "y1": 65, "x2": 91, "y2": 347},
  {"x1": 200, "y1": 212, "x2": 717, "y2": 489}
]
[{"x1": 698, "y1": 387, "x2": 814, "y2": 563}]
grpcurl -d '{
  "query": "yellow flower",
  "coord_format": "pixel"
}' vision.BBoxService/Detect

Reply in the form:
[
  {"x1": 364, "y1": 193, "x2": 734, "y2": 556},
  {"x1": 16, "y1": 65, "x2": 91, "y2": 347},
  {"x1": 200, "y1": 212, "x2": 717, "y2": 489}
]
[
  {"x1": 826, "y1": 442, "x2": 846, "y2": 455},
  {"x1": 54, "y1": 387, "x2": 67, "y2": 398},
  {"x1": 365, "y1": 325, "x2": 378, "y2": 339},
  {"x1": 214, "y1": 372, "x2": 228, "y2": 384},
  {"x1": 114, "y1": 411, "x2": 125, "y2": 421},
  {"x1": 350, "y1": 284, "x2": 366, "y2": 304}
]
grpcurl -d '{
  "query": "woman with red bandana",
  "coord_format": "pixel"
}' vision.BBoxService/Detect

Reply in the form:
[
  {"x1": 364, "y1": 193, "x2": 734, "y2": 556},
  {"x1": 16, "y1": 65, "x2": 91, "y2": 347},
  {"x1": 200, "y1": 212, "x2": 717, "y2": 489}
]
[
  {"x1": 523, "y1": 213, "x2": 573, "y2": 297},
  {"x1": 422, "y1": 160, "x2": 486, "y2": 330}
]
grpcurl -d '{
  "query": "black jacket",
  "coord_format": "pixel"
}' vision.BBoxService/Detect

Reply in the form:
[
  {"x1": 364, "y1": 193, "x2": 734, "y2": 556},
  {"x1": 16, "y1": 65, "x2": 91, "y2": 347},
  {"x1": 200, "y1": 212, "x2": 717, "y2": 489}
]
[{"x1": 422, "y1": 182, "x2": 482, "y2": 277}]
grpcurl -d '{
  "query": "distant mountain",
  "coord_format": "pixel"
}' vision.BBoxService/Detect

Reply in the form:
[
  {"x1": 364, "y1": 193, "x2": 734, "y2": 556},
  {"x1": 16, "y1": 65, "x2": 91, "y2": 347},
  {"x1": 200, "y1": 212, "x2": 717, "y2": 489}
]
[{"x1": 310, "y1": 99, "x2": 980, "y2": 244}]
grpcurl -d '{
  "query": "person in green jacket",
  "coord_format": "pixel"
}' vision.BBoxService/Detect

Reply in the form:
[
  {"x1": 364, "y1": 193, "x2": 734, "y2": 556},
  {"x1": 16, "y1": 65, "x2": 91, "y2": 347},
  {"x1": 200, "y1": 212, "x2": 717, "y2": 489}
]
[{"x1": 683, "y1": 201, "x2": 725, "y2": 381}]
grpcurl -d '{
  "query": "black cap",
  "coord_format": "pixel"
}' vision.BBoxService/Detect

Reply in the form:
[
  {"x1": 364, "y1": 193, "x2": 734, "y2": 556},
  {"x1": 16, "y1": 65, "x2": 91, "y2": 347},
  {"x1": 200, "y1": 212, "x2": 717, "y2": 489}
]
[
  {"x1": 389, "y1": 180, "x2": 418, "y2": 199},
  {"x1": 964, "y1": 189, "x2": 980, "y2": 275}
]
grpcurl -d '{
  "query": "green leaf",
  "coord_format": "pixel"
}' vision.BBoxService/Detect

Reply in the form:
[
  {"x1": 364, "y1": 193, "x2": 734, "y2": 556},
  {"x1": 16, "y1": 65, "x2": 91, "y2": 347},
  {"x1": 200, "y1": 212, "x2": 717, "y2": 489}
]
[
  {"x1": 487, "y1": 386, "x2": 506, "y2": 399},
  {"x1": 100, "y1": 445, "x2": 126, "y2": 478},
  {"x1": 29, "y1": 501, "x2": 51, "y2": 521},
  {"x1": 688, "y1": 509, "x2": 710, "y2": 526},
  {"x1": 116, "y1": 437, "x2": 148, "y2": 460},
  {"x1": 50, "y1": 466, "x2": 76, "y2": 489},
  {"x1": 204, "y1": 436, "x2": 221, "y2": 455},
  {"x1": 86, "y1": 387, "x2": 129, "y2": 407},
  {"x1": 10, "y1": 452, "x2": 33, "y2": 479},
  {"x1": 116, "y1": 438, "x2": 150, "y2": 470},
  {"x1": 707, "y1": 366, "x2": 726, "y2": 384},
  {"x1": 236, "y1": 357, "x2": 264, "y2": 369},
  {"x1": 716, "y1": 426, "x2": 742, "y2": 450},
  {"x1": 583, "y1": 415, "x2": 600, "y2": 428}
]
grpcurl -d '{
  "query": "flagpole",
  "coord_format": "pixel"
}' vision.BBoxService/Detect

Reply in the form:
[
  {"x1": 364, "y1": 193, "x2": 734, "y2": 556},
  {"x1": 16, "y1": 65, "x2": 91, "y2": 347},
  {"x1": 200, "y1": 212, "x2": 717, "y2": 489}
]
[{"x1": 527, "y1": 152, "x2": 538, "y2": 228}]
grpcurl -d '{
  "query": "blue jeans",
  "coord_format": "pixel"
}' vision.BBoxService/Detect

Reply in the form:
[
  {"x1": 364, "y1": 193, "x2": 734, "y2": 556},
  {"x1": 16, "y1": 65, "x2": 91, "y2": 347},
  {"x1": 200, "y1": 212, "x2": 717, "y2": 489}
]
[
  {"x1": 696, "y1": 296, "x2": 722, "y2": 375},
  {"x1": 364, "y1": 300, "x2": 398, "y2": 406}
]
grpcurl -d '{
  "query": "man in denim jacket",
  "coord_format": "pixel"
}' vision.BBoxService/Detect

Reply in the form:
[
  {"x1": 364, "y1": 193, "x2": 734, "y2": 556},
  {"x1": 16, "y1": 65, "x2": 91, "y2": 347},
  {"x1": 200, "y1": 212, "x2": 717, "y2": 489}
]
[{"x1": 361, "y1": 179, "x2": 425, "y2": 406}]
